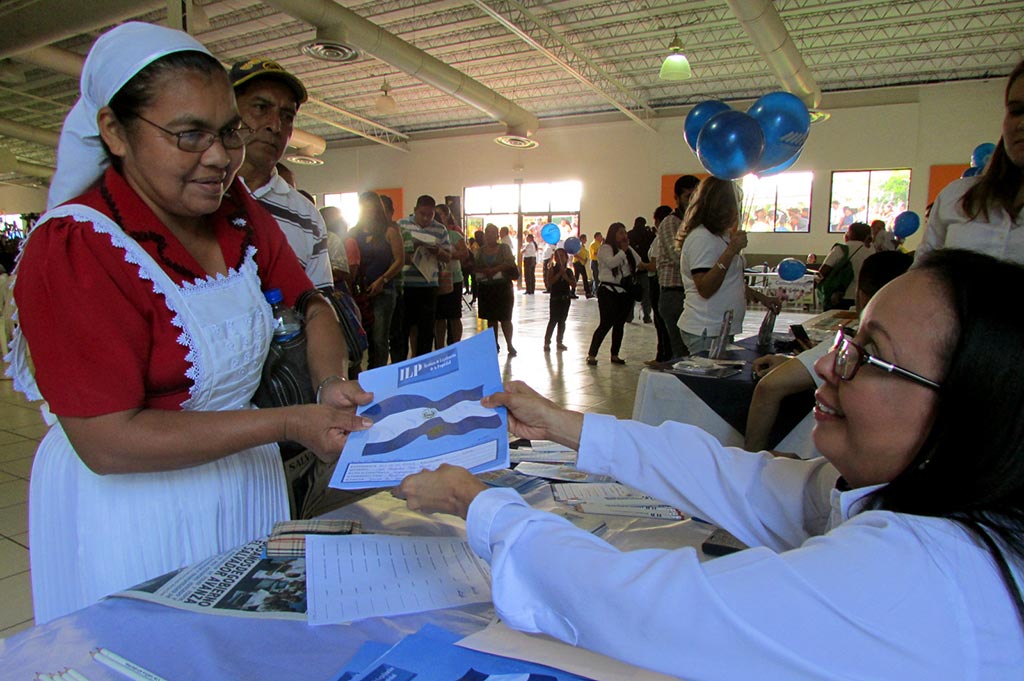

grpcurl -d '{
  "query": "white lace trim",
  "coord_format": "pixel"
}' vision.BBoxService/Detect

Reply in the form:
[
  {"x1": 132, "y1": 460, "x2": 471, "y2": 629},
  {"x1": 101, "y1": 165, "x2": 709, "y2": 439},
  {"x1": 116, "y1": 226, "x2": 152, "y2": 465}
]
[{"x1": 4, "y1": 204, "x2": 258, "y2": 410}]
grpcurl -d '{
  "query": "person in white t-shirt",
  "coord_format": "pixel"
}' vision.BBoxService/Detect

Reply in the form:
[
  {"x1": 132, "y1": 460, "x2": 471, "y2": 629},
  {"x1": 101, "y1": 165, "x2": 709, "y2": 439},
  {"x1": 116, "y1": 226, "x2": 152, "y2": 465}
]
[
  {"x1": 915, "y1": 59, "x2": 1024, "y2": 265},
  {"x1": 678, "y1": 177, "x2": 779, "y2": 355}
]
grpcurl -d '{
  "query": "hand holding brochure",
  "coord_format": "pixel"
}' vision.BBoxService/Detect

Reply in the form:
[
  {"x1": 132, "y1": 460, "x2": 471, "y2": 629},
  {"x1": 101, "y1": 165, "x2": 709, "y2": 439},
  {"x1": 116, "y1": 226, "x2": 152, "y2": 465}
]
[{"x1": 331, "y1": 333, "x2": 508, "y2": 489}]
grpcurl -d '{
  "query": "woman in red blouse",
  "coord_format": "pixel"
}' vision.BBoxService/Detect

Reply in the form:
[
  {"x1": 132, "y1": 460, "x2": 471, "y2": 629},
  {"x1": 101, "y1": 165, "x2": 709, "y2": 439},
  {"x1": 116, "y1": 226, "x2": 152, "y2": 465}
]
[{"x1": 9, "y1": 23, "x2": 371, "y2": 623}]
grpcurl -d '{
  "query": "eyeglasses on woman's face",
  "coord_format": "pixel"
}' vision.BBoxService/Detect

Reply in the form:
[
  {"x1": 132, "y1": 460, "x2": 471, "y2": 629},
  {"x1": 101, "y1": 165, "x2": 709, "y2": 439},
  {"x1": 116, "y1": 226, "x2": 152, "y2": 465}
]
[
  {"x1": 135, "y1": 114, "x2": 255, "y2": 152},
  {"x1": 831, "y1": 327, "x2": 942, "y2": 390}
]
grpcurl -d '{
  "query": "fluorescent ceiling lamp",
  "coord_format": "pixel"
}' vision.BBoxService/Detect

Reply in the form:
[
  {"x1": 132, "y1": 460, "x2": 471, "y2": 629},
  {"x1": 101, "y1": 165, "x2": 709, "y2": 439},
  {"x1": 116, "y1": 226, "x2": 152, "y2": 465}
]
[{"x1": 659, "y1": 34, "x2": 692, "y2": 81}]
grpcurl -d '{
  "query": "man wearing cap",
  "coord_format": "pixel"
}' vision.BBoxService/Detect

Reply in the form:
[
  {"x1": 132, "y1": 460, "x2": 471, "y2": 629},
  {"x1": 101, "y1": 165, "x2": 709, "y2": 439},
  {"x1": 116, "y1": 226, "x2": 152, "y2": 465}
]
[
  {"x1": 230, "y1": 58, "x2": 338, "y2": 290},
  {"x1": 230, "y1": 58, "x2": 350, "y2": 519}
]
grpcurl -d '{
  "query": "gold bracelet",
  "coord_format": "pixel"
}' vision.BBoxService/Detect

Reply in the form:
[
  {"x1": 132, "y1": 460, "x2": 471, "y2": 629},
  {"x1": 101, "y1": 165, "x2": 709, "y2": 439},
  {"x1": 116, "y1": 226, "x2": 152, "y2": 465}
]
[{"x1": 315, "y1": 375, "x2": 345, "y2": 405}]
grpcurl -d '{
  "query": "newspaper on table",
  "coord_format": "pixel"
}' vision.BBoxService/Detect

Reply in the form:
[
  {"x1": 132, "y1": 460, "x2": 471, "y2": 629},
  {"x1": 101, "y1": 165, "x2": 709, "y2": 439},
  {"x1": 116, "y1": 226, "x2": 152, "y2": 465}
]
[
  {"x1": 114, "y1": 540, "x2": 307, "y2": 620},
  {"x1": 332, "y1": 332, "x2": 508, "y2": 490}
]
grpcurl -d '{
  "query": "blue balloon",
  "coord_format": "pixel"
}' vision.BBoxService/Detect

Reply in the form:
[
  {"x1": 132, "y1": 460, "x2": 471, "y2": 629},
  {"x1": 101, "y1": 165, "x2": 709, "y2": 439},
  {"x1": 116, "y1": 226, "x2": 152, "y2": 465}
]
[
  {"x1": 564, "y1": 236, "x2": 582, "y2": 255},
  {"x1": 541, "y1": 222, "x2": 560, "y2": 245},
  {"x1": 758, "y1": 148, "x2": 801, "y2": 177},
  {"x1": 684, "y1": 100, "x2": 731, "y2": 153},
  {"x1": 962, "y1": 166, "x2": 981, "y2": 178},
  {"x1": 893, "y1": 211, "x2": 921, "y2": 239},
  {"x1": 971, "y1": 142, "x2": 996, "y2": 169},
  {"x1": 747, "y1": 92, "x2": 811, "y2": 171},
  {"x1": 696, "y1": 110, "x2": 765, "y2": 180},
  {"x1": 777, "y1": 258, "x2": 807, "y2": 282}
]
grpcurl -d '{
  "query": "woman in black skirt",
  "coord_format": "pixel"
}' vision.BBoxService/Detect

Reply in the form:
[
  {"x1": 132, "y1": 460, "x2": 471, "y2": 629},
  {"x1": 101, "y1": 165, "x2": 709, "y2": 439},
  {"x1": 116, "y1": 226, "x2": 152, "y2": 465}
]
[{"x1": 475, "y1": 223, "x2": 519, "y2": 356}]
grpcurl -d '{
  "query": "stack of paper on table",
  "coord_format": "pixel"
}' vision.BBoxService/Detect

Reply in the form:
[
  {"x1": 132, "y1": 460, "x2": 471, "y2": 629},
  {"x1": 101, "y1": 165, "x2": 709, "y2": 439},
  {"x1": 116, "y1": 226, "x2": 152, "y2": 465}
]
[
  {"x1": 510, "y1": 439, "x2": 577, "y2": 464},
  {"x1": 477, "y1": 467, "x2": 549, "y2": 494},
  {"x1": 457, "y1": 620, "x2": 679, "y2": 681},
  {"x1": 514, "y1": 461, "x2": 612, "y2": 483},
  {"x1": 551, "y1": 482, "x2": 688, "y2": 520}
]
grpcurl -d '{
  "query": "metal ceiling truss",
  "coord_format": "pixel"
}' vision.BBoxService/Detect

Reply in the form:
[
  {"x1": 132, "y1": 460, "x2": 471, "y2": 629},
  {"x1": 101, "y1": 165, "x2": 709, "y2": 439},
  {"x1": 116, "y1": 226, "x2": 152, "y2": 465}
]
[{"x1": 470, "y1": 0, "x2": 656, "y2": 130}]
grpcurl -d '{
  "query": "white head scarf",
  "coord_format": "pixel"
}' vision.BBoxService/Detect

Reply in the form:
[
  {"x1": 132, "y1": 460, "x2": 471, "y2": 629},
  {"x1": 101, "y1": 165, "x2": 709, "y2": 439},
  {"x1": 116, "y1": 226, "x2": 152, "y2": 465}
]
[{"x1": 47, "y1": 22, "x2": 212, "y2": 209}]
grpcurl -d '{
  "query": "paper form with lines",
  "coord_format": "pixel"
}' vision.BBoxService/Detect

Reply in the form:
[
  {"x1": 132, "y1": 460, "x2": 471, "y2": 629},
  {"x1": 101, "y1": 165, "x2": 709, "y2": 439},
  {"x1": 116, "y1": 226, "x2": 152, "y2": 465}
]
[{"x1": 305, "y1": 535, "x2": 492, "y2": 625}]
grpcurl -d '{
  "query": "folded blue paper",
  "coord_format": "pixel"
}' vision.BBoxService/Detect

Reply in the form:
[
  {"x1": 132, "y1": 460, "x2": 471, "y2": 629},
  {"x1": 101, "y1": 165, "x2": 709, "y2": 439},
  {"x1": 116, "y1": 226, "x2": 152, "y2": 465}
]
[{"x1": 337, "y1": 625, "x2": 595, "y2": 681}]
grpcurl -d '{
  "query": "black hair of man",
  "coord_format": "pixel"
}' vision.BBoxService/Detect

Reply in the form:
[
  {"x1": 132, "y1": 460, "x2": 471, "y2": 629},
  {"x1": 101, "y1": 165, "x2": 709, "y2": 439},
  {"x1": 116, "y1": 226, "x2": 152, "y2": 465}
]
[
  {"x1": 674, "y1": 174, "x2": 700, "y2": 197},
  {"x1": 857, "y1": 251, "x2": 913, "y2": 299},
  {"x1": 415, "y1": 195, "x2": 436, "y2": 209},
  {"x1": 847, "y1": 222, "x2": 871, "y2": 242}
]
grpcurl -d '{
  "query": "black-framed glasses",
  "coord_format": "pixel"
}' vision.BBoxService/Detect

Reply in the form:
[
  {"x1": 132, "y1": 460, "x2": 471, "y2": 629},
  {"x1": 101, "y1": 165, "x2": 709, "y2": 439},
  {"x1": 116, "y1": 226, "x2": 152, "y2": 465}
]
[
  {"x1": 135, "y1": 114, "x2": 254, "y2": 152},
  {"x1": 831, "y1": 327, "x2": 941, "y2": 390}
]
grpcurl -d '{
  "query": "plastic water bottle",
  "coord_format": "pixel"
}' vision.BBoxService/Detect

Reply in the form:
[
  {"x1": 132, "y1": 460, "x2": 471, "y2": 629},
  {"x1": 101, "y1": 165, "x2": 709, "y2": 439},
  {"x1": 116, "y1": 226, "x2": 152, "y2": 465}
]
[{"x1": 264, "y1": 288, "x2": 302, "y2": 342}]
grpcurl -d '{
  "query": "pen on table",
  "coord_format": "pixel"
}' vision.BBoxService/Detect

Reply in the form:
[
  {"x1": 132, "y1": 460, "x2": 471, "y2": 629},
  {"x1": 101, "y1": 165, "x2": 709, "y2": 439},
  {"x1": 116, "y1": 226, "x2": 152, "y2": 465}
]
[
  {"x1": 90, "y1": 648, "x2": 168, "y2": 681},
  {"x1": 62, "y1": 668, "x2": 91, "y2": 681}
]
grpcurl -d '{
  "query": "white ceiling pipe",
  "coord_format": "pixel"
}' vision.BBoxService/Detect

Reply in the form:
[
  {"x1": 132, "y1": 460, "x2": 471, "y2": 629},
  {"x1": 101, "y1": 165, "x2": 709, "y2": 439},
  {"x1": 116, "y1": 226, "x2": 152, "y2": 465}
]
[
  {"x1": 725, "y1": 0, "x2": 822, "y2": 109},
  {"x1": 13, "y1": 160, "x2": 55, "y2": 180},
  {"x1": 0, "y1": 0, "x2": 164, "y2": 60},
  {"x1": 0, "y1": 118, "x2": 60, "y2": 147},
  {"x1": 16, "y1": 46, "x2": 87, "y2": 77},
  {"x1": 11, "y1": 46, "x2": 327, "y2": 155},
  {"x1": 264, "y1": 0, "x2": 539, "y2": 139}
]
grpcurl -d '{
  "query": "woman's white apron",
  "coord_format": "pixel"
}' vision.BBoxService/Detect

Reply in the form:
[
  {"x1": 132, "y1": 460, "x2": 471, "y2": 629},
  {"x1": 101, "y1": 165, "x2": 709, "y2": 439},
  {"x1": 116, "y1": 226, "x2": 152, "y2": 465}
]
[{"x1": 7, "y1": 205, "x2": 288, "y2": 623}]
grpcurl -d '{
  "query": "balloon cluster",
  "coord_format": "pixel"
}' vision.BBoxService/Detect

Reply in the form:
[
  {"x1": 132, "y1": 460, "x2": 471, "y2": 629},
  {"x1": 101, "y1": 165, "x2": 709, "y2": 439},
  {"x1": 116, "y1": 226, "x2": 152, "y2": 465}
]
[
  {"x1": 684, "y1": 92, "x2": 811, "y2": 180},
  {"x1": 962, "y1": 142, "x2": 995, "y2": 178}
]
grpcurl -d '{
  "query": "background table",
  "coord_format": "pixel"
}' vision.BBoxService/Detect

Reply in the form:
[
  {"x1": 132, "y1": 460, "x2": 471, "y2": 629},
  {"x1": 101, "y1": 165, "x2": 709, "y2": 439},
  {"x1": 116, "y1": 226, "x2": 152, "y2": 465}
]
[
  {"x1": 632, "y1": 337, "x2": 817, "y2": 457},
  {"x1": 0, "y1": 487, "x2": 714, "y2": 680}
]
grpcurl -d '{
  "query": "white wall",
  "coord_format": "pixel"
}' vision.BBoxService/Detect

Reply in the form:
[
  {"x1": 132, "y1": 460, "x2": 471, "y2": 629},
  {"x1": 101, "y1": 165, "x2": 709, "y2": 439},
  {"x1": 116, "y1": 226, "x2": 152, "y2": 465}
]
[
  {"x1": 0, "y1": 77, "x2": 1006, "y2": 258},
  {"x1": 0, "y1": 184, "x2": 46, "y2": 215}
]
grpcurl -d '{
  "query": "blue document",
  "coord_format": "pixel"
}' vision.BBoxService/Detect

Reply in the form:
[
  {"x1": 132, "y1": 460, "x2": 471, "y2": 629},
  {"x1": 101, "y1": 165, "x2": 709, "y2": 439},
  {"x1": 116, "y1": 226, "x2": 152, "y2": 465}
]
[
  {"x1": 331, "y1": 333, "x2": 509, "y2": 489},
  {"x1": 346, "y1": 625, "x2": 596, "y2": 681}
]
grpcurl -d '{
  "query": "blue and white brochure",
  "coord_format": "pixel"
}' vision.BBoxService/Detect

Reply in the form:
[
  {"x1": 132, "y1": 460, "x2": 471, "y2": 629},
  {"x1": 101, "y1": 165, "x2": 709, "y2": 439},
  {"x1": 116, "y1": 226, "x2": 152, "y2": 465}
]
[{"x1": 331, "y1": 332, "x2": 508, "y2": 489}]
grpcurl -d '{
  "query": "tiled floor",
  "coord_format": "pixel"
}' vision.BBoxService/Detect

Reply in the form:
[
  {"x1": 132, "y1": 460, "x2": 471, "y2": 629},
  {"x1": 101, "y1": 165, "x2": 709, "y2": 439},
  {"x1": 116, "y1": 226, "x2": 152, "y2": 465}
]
[{"x1": 0, "y1": 283, "x2": 811, "y2": 639}]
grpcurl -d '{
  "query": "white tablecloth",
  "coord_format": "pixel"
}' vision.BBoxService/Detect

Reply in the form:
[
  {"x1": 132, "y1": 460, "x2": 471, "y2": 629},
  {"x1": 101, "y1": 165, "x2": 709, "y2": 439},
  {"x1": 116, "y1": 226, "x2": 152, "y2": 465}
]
[{"x1": 0, "y1": 488, "x2": 714, "y2": 680}]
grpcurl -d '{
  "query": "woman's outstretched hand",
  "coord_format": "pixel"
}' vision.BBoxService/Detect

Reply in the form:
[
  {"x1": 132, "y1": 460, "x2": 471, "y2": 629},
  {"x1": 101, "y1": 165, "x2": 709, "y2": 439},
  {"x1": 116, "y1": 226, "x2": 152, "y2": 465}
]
[{"x1": 481, "y1": 380, "x2": 584, "y2": 451}]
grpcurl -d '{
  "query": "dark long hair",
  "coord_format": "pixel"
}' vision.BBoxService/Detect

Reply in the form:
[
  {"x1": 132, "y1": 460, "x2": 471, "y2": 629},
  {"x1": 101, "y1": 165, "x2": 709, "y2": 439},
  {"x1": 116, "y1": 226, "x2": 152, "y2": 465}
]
[
  {"x1": 676, "y1": 177, "x2": 739, "y2": 248},
  {"x1": 960, "y1": 59, "x2": 1024, "y2": 221},
  {"x1": 871, "y1": 249, "x2": 1024, "y2": 623},
  {"x1": 354, "y1": 191, "x2": 387, "y2": 238}
]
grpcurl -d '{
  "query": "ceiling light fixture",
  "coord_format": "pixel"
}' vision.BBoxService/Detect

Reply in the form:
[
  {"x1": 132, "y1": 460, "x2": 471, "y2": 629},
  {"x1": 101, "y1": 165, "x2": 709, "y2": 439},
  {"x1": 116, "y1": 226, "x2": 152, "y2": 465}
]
[
  {"x1": 285, "y1": 154, "x2": 324, "y2": 166},
  {"x1": 809, "y1": 109, "x2": 831, "y2": 124},
  {"x1": 375, "y1": 79, "x2": 397, "y2": 115},
  {"x1": 658, "y1": 33, "x2": 692, "y2": 81}
]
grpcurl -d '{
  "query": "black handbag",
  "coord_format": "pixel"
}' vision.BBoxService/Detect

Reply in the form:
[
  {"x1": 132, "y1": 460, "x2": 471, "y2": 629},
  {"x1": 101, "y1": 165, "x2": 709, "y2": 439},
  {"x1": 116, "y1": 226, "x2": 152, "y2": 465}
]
[{"x1": 620, "y1": 274, "x2": 643, "y2": 302}]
